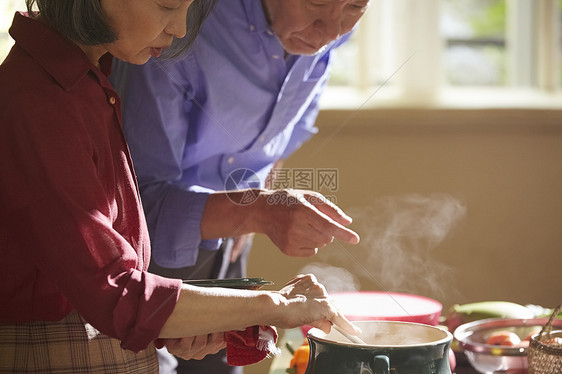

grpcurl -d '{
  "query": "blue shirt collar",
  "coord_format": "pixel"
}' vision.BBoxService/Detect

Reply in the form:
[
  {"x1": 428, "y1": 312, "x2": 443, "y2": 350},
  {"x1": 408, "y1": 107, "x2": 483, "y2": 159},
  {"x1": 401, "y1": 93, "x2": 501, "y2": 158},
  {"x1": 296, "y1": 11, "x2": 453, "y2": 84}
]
[{"x1": 241, "y1": 0, "x2": 274, "y2": 35}]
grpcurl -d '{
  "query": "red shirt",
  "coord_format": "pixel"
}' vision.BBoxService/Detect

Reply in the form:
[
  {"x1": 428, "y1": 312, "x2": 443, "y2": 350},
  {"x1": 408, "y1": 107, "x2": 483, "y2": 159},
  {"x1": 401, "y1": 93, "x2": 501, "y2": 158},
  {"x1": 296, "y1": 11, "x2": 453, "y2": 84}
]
[{"x1": 0, "y1": 13, "x2": 181, "y2": 352}]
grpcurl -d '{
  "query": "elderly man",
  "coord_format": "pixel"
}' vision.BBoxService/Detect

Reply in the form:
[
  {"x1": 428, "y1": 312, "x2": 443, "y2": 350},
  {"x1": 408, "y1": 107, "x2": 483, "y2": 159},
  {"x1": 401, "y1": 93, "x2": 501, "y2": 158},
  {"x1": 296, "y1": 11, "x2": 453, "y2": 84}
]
[{"x1": 111, "y1": 0, "x2": 369, "y2": 373}]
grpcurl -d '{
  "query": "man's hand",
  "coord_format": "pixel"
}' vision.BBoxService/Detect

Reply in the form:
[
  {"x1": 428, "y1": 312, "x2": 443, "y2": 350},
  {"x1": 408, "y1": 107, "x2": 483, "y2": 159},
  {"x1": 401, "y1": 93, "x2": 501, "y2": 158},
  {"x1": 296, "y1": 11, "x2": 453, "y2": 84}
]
[
  {"x1": 257, "y1": 189, "x2": 360, "y2": 256},
  {"x1": 202, "y1": 188, "x2": 360, "y2": 257},
  {"x1": 162, "y1": 333, "x2": 227, "y2": 360}
]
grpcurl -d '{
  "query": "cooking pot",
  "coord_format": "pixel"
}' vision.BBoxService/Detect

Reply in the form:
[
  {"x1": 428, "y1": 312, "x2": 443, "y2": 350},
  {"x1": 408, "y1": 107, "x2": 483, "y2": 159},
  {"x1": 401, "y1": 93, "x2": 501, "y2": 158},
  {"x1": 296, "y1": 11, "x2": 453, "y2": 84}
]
[{"x1": 306, "y1": 321, "x2": 453, "y2": 374}]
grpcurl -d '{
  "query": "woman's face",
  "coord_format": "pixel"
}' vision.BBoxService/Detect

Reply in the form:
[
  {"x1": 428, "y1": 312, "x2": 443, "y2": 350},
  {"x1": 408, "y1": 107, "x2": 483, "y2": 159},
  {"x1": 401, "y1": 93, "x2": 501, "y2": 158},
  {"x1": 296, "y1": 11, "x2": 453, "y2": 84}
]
[
  {"x1": 101, "y1": 0, "x2": 194, "y2": 64},
  {"x1": 262, "y1": 0, "x2": 369, "y2": 55}
]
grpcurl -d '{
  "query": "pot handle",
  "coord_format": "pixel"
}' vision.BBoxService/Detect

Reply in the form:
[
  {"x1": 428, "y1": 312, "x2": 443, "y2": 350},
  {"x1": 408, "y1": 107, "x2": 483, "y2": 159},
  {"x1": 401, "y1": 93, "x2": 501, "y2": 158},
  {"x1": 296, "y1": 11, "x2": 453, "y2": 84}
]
[{"x1": 370, "y1": 354, "x2": 390, "y2": 374}]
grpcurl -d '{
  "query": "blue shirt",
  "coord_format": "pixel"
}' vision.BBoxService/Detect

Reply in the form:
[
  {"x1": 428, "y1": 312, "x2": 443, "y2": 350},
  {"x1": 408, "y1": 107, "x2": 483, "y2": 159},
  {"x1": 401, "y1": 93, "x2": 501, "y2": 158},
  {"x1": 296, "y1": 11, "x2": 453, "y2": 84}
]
[{"x1": 111, "y1": 0, "x2": 347, "y2": 268}]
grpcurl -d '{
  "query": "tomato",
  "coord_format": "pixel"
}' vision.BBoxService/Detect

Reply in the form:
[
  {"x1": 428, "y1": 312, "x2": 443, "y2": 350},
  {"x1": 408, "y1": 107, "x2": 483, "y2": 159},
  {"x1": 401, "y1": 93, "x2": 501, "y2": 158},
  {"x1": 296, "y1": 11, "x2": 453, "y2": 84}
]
[
  {"x1": 486, "y1": 331, "x2": 521, "y2": 346},
  {"x1": 523, "y1": 330, "x2": 540, "y2": 341}
]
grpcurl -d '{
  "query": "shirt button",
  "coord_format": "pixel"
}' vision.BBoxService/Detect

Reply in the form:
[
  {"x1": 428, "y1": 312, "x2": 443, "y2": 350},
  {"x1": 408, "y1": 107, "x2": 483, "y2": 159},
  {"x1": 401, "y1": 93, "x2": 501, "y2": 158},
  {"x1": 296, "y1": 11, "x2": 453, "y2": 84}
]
[
  {"x1": 266, "y1": 30, "x2": 274, "y2": 36},
  {"x1": 109, "y1": 96, "x2": 116, "y2": 105},
  {"x1": 272, "y1": 55, "x2": 280, "y2": 59},
  {"x1": 227, "y1": 156, "x2": 234, "y2": 164},
  {"x1": 249, "y1": 24, "x2": 255, "y2": 31}
]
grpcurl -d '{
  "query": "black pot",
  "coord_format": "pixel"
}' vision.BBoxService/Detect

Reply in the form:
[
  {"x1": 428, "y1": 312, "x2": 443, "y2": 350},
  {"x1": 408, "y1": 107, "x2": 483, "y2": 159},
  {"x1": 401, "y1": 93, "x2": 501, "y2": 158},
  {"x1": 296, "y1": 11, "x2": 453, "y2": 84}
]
[{"x1": 306, "y1": 321, "x2": 452, "y2": 374}]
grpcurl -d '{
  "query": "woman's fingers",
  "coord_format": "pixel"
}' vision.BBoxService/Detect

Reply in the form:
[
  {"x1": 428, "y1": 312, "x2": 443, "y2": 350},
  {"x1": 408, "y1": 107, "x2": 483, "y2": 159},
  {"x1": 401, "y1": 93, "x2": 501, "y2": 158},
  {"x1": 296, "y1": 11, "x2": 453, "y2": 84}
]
[
  {"x1": 280, "y1": 274, "x2": 327, "y2": 297},
  {"x1": 274, "y1": 274, "x2": 362, "y2": 339},
  {"x1": 330, "y1": 314, "x2": 363, "y2": 336}
]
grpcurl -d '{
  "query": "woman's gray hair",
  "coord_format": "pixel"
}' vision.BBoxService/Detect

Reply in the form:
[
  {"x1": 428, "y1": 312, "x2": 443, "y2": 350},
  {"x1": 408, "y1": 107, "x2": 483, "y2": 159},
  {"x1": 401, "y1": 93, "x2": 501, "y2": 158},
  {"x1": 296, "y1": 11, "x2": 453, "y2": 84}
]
[
  {"x1": 25, "y1": 0, "x2": 215, "y2": 55},
  {"x1": 26, "y1": 0, "x2": 116, "y2": 45},
  {"x1": 164, "y1": 0, "x2": 216, "y2": 58}
]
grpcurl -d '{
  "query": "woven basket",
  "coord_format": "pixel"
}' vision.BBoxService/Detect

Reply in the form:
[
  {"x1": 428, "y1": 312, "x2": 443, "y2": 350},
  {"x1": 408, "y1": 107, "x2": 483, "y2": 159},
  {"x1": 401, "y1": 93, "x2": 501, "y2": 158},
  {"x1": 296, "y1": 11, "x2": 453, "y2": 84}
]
[{"x1": 528, "y1": 304, "x2": 562, "y2": 374}]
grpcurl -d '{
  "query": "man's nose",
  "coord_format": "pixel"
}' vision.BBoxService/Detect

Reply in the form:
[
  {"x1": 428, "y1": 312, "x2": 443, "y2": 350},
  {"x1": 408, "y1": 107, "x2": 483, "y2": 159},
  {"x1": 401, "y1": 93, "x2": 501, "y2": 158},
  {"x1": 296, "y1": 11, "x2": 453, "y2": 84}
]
[{"x1": 314, "y1": 8, "x2": 343, "y2": 41}]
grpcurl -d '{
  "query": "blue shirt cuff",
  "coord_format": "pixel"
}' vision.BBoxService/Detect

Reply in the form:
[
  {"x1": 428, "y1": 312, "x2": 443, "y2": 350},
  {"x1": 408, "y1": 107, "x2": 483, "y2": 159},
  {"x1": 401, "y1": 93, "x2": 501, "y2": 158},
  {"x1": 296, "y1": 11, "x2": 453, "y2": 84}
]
[{"x1": 200, "y1": 238, "x2": 222, "y2": 251}]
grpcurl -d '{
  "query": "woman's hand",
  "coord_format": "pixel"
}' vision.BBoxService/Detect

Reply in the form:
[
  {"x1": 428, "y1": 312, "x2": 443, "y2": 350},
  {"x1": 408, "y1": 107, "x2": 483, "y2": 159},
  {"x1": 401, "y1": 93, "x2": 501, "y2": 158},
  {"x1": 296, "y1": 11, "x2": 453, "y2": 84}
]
[
  {"x1": 161, "y1": 333, "x2": 227, "y2": 360},
  {"x1": 160, "y1": 274, "x2": 360, "y2": 340},
  {"x1": 270, "y1": 274, "x2": 361, "y2": 336},
  {"x1": 256, "y1": 189, "x2": 360, "y2": 257}
]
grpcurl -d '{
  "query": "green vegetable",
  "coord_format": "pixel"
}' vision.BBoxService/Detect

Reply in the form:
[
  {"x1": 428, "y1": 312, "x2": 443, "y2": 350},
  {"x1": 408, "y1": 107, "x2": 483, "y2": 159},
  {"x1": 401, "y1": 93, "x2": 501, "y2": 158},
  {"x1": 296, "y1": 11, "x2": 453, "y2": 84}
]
[
  {"x1": 285, "y1": 342, "x2": 295, "y2": 355},
  {"x1": 525, "y1": 304, "x2": 562, "y2": 319},
  {"x1": 446, "y1": 301, "x2": 535, "y2": 332},
  {"x1": 453, "y1": 301, "x2": 534, "y2": 319}
]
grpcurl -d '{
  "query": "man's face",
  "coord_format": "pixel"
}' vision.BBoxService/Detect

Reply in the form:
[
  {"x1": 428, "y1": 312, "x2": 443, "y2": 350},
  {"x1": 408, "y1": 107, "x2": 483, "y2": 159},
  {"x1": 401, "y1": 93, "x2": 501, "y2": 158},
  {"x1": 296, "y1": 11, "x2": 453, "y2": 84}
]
[{"x1": 262, "y1": 0, "x2": 370, "y2": 55}]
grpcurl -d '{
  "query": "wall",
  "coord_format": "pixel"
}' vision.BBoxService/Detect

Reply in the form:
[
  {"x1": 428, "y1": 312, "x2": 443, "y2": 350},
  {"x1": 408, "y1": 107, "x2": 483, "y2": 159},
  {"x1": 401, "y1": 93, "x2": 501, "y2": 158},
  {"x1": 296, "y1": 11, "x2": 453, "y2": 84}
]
[{"x1": 244, "y1": 108, "x2": 562, "y2": 373}]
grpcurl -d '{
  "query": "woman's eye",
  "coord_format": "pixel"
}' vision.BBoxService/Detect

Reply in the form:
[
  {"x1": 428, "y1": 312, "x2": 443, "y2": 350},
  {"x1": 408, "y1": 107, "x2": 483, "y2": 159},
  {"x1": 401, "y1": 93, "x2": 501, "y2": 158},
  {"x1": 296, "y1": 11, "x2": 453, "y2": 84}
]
[{"x1": 159, "y1": 1, "x2": 181, "y2": 11}]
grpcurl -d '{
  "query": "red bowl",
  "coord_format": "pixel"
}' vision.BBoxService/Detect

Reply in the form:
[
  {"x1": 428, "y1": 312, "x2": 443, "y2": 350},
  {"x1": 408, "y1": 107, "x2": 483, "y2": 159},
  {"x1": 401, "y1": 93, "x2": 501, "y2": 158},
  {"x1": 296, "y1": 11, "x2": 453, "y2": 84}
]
[
  {"x1": 300, "y1": 291, "x2": 442, "y2": 336},
  {"x1": 331, "y1": 291, "x2": 442, "y2": 325}
]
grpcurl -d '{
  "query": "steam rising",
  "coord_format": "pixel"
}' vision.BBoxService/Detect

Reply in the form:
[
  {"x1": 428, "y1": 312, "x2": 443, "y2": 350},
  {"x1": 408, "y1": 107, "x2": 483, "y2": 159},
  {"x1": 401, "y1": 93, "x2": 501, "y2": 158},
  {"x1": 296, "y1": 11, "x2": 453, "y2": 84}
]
[
  {"x1": 300, "y1": 263, "x2": 361, "y2": 293},
  {"x1": 297, "y1": 194, "x2": 466, "y2": 300},
  {"x1": 350, "y1": 194, "x2": 466, "y2": 298}
]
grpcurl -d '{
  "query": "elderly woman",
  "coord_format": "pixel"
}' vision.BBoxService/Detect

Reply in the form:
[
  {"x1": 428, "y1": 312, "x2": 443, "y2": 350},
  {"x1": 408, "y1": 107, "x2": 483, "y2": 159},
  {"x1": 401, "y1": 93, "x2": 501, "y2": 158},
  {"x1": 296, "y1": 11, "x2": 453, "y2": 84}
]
[{"x1": 0, "y1": 0, "x2": 360, "y2": 372}]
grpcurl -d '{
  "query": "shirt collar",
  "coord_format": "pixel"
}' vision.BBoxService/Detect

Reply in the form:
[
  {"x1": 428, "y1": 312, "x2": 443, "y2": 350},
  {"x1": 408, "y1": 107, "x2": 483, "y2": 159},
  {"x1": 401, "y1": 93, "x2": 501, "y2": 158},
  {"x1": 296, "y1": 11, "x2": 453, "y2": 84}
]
[
  {"x1": 9, "y1": 12, "x2": 112, "y2": 91},
  {"x1": 241, "y1": 0, "x2": 272, "y2": 34}
]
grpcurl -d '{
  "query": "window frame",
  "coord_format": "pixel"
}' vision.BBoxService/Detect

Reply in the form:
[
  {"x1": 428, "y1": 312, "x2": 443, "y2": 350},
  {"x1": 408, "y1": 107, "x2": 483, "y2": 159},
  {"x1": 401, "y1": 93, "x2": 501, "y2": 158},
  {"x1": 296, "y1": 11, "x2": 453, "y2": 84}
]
[{"x1": 321, "y1": 0, "x2": 562, "y2": 110}]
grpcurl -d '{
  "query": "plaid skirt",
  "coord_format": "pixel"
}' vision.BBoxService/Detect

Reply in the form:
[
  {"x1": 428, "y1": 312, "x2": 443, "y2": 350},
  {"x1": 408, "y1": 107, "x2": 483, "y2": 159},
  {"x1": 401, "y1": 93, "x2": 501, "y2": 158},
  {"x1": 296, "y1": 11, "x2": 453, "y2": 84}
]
[{"x1": 0, "y1": 311, "x2": 158, "y2": 373}]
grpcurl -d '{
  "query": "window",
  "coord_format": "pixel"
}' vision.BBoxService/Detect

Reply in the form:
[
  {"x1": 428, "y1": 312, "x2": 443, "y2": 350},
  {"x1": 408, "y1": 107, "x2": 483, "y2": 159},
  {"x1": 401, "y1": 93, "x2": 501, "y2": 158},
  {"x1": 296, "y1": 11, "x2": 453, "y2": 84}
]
[
  {"x1": 324, "y1": 0, "x2": 562, "y2": 108},
  {"x1": 443, "y1": 0, "x2": 507, "y2": 86},
  {"x1": 2, "y1": 0, "x2": 561, "y2": 108},
  {"x1": 558, "y1": 0, "x2": 562, "y2": 86},
  {"x1": 0, "y1": 0, "x2": 25, "y2": 63}
]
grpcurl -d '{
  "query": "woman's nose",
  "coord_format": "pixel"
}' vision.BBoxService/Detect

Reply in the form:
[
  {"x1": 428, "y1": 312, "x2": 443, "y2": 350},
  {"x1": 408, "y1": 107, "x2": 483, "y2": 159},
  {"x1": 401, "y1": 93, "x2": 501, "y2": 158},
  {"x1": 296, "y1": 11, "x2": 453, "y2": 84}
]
[{"x1": 166, "y1": 3, "x2": 189, "y2": 39}]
